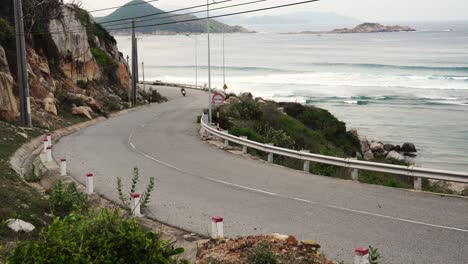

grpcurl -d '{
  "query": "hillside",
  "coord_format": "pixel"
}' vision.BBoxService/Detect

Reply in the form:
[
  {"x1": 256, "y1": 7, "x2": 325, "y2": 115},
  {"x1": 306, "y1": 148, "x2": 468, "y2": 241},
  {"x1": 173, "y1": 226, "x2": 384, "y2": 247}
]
[{"x1": 96, "y1": 0, "x2": 250, "y2": 34}]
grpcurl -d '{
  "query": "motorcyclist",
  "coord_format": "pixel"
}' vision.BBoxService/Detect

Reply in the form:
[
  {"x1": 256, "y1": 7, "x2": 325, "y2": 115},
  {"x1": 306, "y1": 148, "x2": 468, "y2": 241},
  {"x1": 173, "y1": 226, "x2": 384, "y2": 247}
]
[{"x1": 181, "y1": 88, "x2": 186, "y2": 96}]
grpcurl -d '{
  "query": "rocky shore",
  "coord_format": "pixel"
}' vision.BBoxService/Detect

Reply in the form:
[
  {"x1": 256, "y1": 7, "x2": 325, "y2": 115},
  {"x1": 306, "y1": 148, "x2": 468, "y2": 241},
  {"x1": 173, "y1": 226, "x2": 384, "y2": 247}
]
[{"x1": 352, "y1": 128, "x2": 417, "y2": 162}]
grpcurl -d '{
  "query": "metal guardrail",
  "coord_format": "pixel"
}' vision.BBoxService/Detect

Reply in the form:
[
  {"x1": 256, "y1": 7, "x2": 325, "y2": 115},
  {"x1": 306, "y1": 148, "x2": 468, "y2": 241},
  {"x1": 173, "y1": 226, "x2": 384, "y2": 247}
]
[{"x1": 201, "y1": 114, "x2": 468, "y2": 189}]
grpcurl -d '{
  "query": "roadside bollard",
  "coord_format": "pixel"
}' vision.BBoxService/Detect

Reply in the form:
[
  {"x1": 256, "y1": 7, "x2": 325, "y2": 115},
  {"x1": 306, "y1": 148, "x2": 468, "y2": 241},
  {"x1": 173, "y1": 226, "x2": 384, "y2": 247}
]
[
  {"x1": 60, "y1": 159, "x2": 67, "y2": 176},
  {"x1": 301, "y1": 150, "x2": 310, "y2": 173},
  {"x1": 267, "y1": 143, "x2": 274, "y2": 163},
  {"x1": 354, "y1": 247, "x2": 369, "y2": 264},
  {"x1": 43, "y1": 138, "x2": 48, "y2": 153},
  {"x1": 46, "y1": 133, "x2": 52, "y2": 147},
  {"x1": 86, "y1": 173, "x2": 94, "y2": 194},
  {"x1": 240, "y1": 136, "x2": 248, "y2": 154},
  {"x1": 414, "y1": 177, "x2": 422, "y2": 191},
  {"x1": 131, "y1": 193, "x2": 142, "y2": 217},
  {"x1": 46, "y1": 146, "x2": 52, "y2": 162},
  {"x1": 211, "y1": 216, "x2": 224, "y2": 239},
  {"x1": 351, "y1": 157, "x2": 359, "y2": 181}
]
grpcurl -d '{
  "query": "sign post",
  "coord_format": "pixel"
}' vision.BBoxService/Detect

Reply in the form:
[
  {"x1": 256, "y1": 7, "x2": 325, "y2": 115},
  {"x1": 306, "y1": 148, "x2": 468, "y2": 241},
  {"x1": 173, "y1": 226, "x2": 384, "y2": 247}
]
[{"x1": 212, "y1": 93, "x2": 225, "y2": 130}]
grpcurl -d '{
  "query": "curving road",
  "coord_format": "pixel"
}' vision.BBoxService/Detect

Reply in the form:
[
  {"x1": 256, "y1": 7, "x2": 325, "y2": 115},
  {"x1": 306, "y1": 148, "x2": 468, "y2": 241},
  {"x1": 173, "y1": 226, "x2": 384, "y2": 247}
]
[{"x1": 54, "y1": 86, "x2": 468, "y2": 264}]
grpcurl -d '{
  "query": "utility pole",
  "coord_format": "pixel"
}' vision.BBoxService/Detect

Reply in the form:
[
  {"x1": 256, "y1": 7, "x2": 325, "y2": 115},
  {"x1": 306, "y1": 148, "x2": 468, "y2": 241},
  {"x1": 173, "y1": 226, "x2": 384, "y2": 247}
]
[
  {"x1": 126, "y1": 55, "x2": 131, "y2": 103},
  {"x1": 222, "y1": 25, "x2": 226, "y2": 87},
  {"x1": 206, "y1": 0, "x2": 213, "y2": 123},
  {"x1": 131, "y1": 19, "x2": 138, "y2": 106},
  {"x1": 142, "y1": 61, "x2": 145, "y2": 91},
  {"x1": 13, "y1": 0, "x2": 31, "y2": 127}
]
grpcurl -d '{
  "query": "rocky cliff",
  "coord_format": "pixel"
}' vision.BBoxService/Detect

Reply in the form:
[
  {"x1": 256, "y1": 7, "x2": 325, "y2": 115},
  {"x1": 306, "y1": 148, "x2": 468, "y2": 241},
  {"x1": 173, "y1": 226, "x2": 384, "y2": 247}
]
[{"x1": 0, "y1": 2, "x2": 130, "y2": 127}]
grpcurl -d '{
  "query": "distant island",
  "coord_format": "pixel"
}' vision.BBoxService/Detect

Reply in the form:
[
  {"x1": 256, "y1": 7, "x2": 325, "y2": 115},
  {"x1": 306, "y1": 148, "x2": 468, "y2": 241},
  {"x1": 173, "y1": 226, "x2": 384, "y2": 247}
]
[
  {"x1": 296, "y1": 23, "x2": 416, "y2": 34},
  {"x1": 96, "y1": 0, "x2": 251, "y2": 34}
]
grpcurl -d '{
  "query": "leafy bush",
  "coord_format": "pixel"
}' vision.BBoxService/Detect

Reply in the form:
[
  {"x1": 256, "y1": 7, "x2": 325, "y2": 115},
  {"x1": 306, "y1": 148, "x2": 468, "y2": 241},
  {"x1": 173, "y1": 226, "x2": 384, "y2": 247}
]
[
  {"x1": 49, "y1": 179, "x2": 89, "y2": 217},
  {"x1": 229, "y1": 99, "x2": 263, "y2": 120},
  {"x1": 7, "y1": 209, "x2": 187, "y2": 263},
  {"x1": 103, "y1": 100, "x2": 121, "y2": 112},
  {"x1": 229, "y1": 126, "x2": 264, "y2": 143},
  {"x1": 248, "y1": 243, "x2": 278, "y2": 264},
  {"x1": 91, "y1": 47, "x2": 118, "y2": 81},
  {"x1": 117, "y1": 167, "x2": 156, "y2": 211},
  {"x1": 25, "y1": 165, "x2": 42, "y2": 183}
]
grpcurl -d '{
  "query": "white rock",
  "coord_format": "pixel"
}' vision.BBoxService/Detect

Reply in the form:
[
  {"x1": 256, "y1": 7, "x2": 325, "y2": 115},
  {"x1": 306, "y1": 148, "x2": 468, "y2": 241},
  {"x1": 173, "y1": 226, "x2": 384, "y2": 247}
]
[
  {"x1": 17, "y1": 132, "x2": 28, "y2": 138},
  {"x1": 7, "y1": 219, "x2": 35, "y2": 233},
  {"x1": 43, "y1": 97, "x2": 58, "y2": 115},
  {"x1": 370, "y1": 142, "x2": 384, "y2": 152},
  {"x1": 386, "y1": 150, "x2": 405, "y2": 161},
  {"x1": 272, "y1": 233, "x2": 289, "y2": 241}
]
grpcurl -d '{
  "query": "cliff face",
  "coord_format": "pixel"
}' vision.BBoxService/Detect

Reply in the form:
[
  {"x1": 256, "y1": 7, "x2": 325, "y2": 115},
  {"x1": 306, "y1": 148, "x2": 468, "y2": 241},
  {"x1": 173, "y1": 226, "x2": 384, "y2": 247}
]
[{"x1": 0, "y1": 3, "x2": 130, "y2": 126}]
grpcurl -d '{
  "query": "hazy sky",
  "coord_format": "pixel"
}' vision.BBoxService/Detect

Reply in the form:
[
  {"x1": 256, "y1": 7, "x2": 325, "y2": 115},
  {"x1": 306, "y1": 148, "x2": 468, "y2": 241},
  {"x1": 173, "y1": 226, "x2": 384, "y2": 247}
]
[{"x1": 73, "y1": 0, "x2": 468, "y2": 22}]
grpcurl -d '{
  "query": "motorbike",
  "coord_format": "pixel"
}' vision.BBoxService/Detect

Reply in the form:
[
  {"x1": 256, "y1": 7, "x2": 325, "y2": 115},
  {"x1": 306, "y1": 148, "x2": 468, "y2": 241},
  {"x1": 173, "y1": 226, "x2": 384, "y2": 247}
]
[{"x1": 181, "y1": 89, "x2": 186, "y2": 97}]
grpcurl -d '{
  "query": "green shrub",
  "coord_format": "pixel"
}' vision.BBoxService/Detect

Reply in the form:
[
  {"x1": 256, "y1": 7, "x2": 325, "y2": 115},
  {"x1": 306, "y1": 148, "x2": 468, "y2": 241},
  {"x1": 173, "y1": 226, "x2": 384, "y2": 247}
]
[
  {"x1": 7, "y1": 209, "x2": 187, "y2": 263},
  {"x1": 104, "y1": 100, "x2": 121, "y2": 112},
  {"x1": 248, "y1": 243, "x2": 278, "y2": 264},
  {"x1": 229, "y1": 126, "x2": 264, "y2": 143},
  {"x1": 25, "y1": 165, "x2": 42, "y2": 183},
  {"x1": 229, "y1": 99, "x2": 263, "y2": 120},
  {"x1": 49, "y1": 179, "x2": 89, "y2": 217},
  {"x1": 91, "y1": 47, "x2": 118, "y2": 81},
  {"x1": 368, "y1": 246, "x2": 381, "y2": 264}
]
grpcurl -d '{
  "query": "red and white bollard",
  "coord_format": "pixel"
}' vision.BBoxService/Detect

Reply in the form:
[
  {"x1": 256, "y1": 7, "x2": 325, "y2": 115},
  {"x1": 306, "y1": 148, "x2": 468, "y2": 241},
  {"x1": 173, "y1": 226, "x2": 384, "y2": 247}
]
[
  {"x1": 86, "y1": 173, "x2": 94, "y2": 194},
  {"x1": 43, "y1": 138, "x2": 48, "y2": 152},
  {"x1": 354, "y1": 247, "x2": 369, "y2": 264},
  {"x1": 46, "y1": 133, "x2": 52, "y2": 147},
  {"x1": 211, "y1": 216, "x2": 224, "y2": 239},
  {"x1": 131, "y1": 193, "x2": 142, "y2": 217},
  {"x1": 216, "y1": 106, "x2": 221, "y2": 131},
  {"x1": 46, "y1": 146, "x2": 53, "y2": 162},
  {"x1": 60, "y1": 159, "x2": 67, "y2": 176}
]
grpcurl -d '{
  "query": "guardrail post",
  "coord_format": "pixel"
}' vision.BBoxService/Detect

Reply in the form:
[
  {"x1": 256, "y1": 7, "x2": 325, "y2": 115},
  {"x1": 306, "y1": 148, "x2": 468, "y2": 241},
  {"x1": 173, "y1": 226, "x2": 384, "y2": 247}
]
[
  {"x1": 414, "y1": 177, "x2": 422, "y2": 191},
  {"x1": 267, "y1": 143, "x2": 274, "y2": 163},
  {"x1": 301, "y1": 150, "x2": 310, "y2": 173},
  {"x1": 224, "y1": 130, "x2": 229, "y2": 148},
  {"x1": 351, "y1": 157, "x2": 359, "y2": 181},
  {"x1": 240, "y1": 136, "x2": 248, "y2": 154}
]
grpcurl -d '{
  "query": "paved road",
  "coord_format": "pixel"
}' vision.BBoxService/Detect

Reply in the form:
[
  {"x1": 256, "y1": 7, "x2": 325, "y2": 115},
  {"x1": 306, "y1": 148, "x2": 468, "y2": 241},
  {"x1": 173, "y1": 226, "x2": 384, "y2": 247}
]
[{"x1": 54, "y1": 86, "x2": 468, "y2": 264}]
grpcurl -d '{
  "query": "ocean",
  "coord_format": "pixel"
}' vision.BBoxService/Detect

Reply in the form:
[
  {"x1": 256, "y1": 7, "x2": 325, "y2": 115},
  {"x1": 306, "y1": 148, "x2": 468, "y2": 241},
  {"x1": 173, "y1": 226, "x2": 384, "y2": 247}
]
[{"x1": 115, "y1": 26, "x2": 468, "y2": 172}]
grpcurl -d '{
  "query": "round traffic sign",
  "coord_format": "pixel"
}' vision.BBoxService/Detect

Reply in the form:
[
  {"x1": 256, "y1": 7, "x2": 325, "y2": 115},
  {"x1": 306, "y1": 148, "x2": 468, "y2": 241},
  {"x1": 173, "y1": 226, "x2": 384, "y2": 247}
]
[{"x1": 212, "y1": 93, "x2": 225, "y2": 106}]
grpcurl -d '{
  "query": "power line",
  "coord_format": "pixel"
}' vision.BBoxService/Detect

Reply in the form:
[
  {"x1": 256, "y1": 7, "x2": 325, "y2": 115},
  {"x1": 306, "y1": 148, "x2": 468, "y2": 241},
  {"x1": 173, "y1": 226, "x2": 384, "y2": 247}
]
[
  {"x1": 29, "y1": 0, "x2": 232, "y2": 35},
  {"x1": 105, "y1": 0, "x2": 267, "y2": 30},
  {"x1": 107, "y1": 0, "x2": 320, "y2": 32},
  {"x1": 32, "y1": 0, "x2": 319, "y2": 36},
  {"x1": 88, "y1": 0, "x2": 159, "y2": 14}
]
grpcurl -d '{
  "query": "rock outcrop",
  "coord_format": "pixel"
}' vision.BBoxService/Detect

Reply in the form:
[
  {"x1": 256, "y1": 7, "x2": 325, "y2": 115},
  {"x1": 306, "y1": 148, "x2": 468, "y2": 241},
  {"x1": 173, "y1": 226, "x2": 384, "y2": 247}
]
[
  {"x1": 0, "y1": 2, "x2": 130, "y2": 123},
  {"x1": 332, "y1": 23, "x2": 416, "y2": 33}
]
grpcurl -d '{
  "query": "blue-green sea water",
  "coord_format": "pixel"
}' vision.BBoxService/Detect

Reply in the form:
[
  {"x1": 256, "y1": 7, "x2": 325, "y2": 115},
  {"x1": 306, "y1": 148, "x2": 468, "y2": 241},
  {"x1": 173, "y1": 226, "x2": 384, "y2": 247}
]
[{"x1": 115, "y1": 25, "x2": 468, "y2": 172}]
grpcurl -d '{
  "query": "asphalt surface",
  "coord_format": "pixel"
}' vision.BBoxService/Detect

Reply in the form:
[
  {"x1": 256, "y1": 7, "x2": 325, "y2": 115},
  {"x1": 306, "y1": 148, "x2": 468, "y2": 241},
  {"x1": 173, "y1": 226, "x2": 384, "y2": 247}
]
[{"x1": 54, "y1": 86, "x2": 468, "y2": 264}]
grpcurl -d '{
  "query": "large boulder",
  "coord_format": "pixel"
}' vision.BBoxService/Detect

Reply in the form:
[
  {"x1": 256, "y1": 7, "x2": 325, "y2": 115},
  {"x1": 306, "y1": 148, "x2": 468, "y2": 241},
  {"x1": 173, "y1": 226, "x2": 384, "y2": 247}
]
[
  {"x1": 43, "y1": 97, "x2": 58, "y2": 115},
  {"x1": 72, "y1": 106, "x2": 93, "y2": 119},
  {"x1": 401, "y1": 143, "x2": 417, "y2": 153},
  {"x1": 7, "y1": 219, "x2": 35, "y2": 233},
  {"x1": 386, "y1": 150, "x2": 405, "y2": 161},
  {"x1": 360, "y1": 137, "x2": 370, "y2": 153},
  {"x1": 370, "y1": 142, "x2": 384, "y2": 152},
  {"x1": 384, "y1": 144, "x2": 395, "y2": 151}
]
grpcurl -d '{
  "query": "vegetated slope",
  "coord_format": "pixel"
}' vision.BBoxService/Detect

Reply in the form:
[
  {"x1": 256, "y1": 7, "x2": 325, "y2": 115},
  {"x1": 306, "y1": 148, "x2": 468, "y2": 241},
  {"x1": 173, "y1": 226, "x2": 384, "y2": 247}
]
[{"x1": 95, "y1": 0, "x2": 250, "y2": 34}]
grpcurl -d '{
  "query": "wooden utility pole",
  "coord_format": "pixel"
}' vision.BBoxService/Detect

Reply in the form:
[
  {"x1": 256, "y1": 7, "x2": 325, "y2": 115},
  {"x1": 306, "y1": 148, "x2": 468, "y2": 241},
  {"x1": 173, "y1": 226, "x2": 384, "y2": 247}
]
[
  {"x1": 13, "y1": 0, "x2": 32, "y2": 127},
  {"x1": 126, "y1": 55, "x2": 131, "y2": 103}
]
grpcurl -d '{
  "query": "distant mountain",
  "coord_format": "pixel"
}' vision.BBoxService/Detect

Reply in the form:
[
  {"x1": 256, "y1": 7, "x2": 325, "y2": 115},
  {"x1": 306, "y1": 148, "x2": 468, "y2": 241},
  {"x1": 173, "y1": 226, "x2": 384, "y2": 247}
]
[
  {"x1": 331, "y1": 23, "x2": 416, "y2": 33},
  {"x1": 95, "y1": 0, "x2": 250, "y2": 34},
  {"x1": 219, "y1": 12, "x2": 360, "y2": 32}
]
